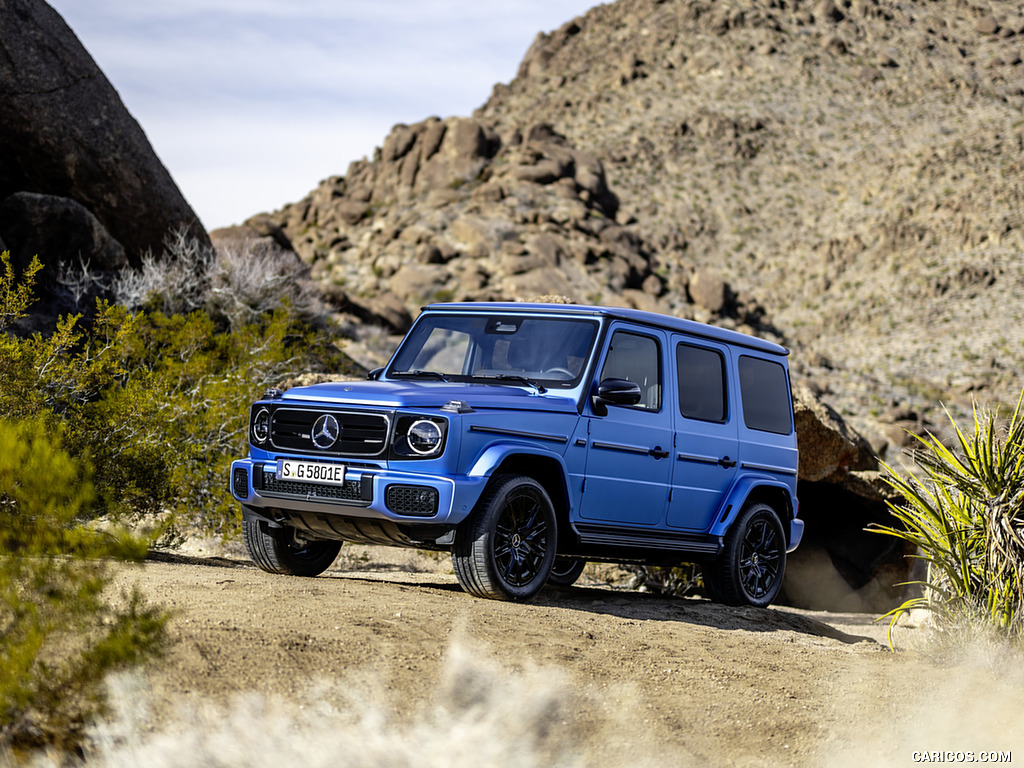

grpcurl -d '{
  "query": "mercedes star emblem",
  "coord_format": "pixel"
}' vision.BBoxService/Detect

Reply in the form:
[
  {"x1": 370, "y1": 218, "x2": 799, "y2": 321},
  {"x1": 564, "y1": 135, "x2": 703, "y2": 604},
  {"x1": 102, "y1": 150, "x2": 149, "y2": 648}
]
[{"x1": 311, "y1": 414, "x2": 340, "y2": 449}]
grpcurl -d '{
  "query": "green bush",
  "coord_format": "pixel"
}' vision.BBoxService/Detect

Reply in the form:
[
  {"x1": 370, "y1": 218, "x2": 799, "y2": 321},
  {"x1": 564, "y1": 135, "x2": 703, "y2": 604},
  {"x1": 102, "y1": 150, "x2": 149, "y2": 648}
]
[
  {"x1": 1, "y1": 243, "x2": 355, "y2": 753},
  {"x1": 1, "y1": 249, "x2": 356, "y2": 536},
  {"x1": 874, "y1": 392, "x2": 1024, "y2": 646},
  {"x1": 0, "y1": 417, "x2": 167, "y2": 753}
]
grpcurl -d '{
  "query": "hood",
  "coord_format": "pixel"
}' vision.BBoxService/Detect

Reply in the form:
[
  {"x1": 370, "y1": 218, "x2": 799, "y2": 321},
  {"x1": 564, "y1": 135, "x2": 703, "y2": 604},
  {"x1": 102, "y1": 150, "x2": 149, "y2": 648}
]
[{"x1": 277, "y1": 379, "x2": 580, "y2": 414}]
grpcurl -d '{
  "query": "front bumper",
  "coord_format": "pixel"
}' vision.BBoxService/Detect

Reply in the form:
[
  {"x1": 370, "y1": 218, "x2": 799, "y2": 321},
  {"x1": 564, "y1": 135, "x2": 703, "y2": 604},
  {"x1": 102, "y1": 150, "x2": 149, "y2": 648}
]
[{"x1": 230, "y1": 457, "x2": 483, "y2": 526}]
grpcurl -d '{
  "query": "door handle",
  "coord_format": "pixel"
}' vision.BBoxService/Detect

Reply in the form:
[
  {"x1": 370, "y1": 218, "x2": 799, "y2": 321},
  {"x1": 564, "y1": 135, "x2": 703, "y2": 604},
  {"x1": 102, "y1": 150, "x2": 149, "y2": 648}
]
[
  {"x1": 718, "y1": 456, "x2": 737, "y2": 468},
  {"x1": 649, "y1": 446, "x2": 670, "y2": 459}
]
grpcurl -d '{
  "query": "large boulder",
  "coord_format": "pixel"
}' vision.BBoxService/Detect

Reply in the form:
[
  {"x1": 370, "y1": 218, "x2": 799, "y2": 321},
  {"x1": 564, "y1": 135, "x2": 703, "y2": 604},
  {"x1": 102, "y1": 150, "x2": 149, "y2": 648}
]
[
  {"x1": 0, "y1": 192, "x2": 126, "y2": 274},
  {"x1": 787, "y1": 383, "x2": 911, "y2": 612},
  {"x1": 793, "y1": 382, "x2": 877, "y2": 482},
  {"x1": 0, "y1": 0, "x2": 209, "y2": 268}
]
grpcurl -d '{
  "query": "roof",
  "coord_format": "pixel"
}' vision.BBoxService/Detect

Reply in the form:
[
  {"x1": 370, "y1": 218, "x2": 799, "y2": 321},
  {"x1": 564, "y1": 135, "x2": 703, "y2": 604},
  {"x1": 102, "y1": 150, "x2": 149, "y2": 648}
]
[{"x1": 421, "y1": 301, "x2": 790, "y2": 357}]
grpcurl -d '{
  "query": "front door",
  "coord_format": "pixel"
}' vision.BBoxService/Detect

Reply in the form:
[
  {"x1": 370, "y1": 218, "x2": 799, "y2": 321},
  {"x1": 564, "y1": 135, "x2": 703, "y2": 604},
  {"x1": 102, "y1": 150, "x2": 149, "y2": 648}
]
[{"x1": 578, "y1": 327, "x2": 672, "y2": 527}]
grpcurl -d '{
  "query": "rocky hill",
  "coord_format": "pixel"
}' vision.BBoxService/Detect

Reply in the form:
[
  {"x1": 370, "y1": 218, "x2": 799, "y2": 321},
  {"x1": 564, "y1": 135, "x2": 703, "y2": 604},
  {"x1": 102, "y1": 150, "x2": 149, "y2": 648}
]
[{"x1": 236, "y1": 0, "x2": 1023, "y2": 459}]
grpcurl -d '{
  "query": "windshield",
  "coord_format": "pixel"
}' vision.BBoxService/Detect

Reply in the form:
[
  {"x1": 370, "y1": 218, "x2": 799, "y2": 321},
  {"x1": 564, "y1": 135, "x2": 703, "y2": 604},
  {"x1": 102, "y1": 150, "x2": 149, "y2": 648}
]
[{"x1": 387, "y1": 314, "x2": 599, "y2": 389}]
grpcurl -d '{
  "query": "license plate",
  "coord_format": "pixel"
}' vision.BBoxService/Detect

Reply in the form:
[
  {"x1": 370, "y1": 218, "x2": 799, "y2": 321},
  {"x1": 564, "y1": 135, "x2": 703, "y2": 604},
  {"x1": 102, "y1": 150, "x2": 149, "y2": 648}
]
[{"x1": 275, "y1": 459, "x2": 346, "y2": 485}]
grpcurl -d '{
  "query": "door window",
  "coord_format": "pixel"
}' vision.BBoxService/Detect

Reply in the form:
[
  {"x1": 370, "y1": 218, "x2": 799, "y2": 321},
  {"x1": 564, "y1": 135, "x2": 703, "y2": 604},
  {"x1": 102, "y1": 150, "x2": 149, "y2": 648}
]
[
  {"x1": 676, "y1": 343, "x2": 727, "y2": 423},
  {"x1": 599, "y1": 331, "x2": 661, "y2": 410}
]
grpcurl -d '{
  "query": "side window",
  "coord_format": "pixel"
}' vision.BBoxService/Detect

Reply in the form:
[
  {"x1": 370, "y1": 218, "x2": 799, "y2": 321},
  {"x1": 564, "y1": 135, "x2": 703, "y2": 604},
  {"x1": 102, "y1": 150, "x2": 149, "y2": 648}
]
[
  {"x1": 676, "y1": 343, "x2": 727, "y2": 423},
  {"x1": 738, "y1": 356, "x2": 793, "y2": 434},
  {"x1": 600, "y1": 331, "x2": 661, "y2": 410}
]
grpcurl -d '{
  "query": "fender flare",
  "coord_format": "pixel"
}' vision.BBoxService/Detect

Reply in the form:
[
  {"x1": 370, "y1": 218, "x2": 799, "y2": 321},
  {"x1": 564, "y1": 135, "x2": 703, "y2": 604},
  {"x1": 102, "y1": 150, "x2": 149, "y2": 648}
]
[
  {"x1": 708, "y1": 475, "x2": 799, "y2": 546},
  {"x1": 463, "y1": 442, "x2": 574, "y2": 518},
  {"x1": 467, "y1": 442, "x2": 570, "y2": 479}
]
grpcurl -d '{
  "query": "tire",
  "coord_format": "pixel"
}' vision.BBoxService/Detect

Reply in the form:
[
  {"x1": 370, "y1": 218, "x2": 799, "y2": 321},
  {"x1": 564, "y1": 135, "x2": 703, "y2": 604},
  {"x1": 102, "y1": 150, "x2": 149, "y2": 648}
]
[
  {"x1": 243, "y1": 519, "x2": 342, "y2": 577},
  {"x1": 452, "y1": 475, "x2": 557, "y2": 601},
  {"x1": 699, "y1": 564, "x2": 725, "y2": 603},
  {"x1": 547, "y1": 557, "x2": 586, "y2": 587},
  {"x1": 703, "y1": 502, "x2": 786, "y2": 607}
]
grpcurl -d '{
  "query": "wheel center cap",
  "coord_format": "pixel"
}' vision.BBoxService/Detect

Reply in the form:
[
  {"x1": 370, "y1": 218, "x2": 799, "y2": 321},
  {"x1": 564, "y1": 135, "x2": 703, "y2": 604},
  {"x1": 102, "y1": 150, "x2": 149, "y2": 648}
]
[
  {"x1": 511, "y1": 533, "x2": 522, "y2": 548},
  {"x1": 752, "y1": 553, "x2": 760, "y2": 565}
]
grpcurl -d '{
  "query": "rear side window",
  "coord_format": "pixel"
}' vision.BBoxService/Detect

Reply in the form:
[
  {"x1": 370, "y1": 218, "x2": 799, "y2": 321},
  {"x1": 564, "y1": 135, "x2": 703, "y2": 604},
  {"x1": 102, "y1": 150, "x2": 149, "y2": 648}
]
[
  {"x1": 738, "y1": 356, "x2": 792, "y2": 434},
  {"x1": 676, "y1": 343, "x2": 726, "y2": 423}
]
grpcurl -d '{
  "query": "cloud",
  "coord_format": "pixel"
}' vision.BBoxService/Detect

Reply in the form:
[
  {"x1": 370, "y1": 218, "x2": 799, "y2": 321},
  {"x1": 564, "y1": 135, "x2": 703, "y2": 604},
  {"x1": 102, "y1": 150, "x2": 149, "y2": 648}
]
[{"x1": 46, "y1": 0, "x2": 597, "y2": 229}]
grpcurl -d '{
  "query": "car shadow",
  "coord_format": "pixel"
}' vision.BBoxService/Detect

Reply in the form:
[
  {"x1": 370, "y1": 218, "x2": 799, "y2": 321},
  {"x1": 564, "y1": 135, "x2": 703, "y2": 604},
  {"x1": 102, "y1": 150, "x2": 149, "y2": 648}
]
[{"x1": 536, "y1": 583, "x2": 878, "y2": 645}]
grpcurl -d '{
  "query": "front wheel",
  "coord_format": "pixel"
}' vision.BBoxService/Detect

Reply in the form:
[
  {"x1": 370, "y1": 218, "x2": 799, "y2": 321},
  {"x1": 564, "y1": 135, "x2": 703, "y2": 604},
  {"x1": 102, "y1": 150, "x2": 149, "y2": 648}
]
[
  {"x1": 703, "y1": 502, "x2": 786, "y2": 607},
  {"x1": 243, "y1": 519, "x2": 342, "y2": 577},
  {"x1": 452, "y1": 475, "x2": 557, "y2": 601}
]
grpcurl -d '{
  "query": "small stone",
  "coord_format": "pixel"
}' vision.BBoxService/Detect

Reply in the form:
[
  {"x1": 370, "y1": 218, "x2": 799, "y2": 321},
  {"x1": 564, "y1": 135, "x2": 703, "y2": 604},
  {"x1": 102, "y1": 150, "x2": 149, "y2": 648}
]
[{"x1": 976, "y1": 16, "x2": 1000, "y2": 35}]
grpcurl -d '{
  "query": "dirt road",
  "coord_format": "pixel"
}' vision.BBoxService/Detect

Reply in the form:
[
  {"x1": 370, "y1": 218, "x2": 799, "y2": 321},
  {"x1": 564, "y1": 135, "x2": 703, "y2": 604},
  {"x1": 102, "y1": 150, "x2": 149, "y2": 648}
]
[{"x1": 104, "y1": 545, "x2": 1022, "y2": 768}]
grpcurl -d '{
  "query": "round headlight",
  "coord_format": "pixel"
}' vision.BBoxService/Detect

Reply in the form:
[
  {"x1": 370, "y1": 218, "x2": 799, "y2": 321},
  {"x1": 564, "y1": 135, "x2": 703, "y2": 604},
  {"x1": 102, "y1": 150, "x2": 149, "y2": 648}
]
[
  {"x1": 252, "y1": 408, "x2": 271, "y2": 444},
  {"x1": 407, "y1": 419, "x2": 443, "y2": 455}
]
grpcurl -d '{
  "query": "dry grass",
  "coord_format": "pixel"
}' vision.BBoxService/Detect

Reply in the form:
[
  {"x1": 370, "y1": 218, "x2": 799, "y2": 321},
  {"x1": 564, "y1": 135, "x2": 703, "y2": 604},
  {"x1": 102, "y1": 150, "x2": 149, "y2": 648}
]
[{"x1": 49, "y1": 643, "x2": 656, "y2": 768}]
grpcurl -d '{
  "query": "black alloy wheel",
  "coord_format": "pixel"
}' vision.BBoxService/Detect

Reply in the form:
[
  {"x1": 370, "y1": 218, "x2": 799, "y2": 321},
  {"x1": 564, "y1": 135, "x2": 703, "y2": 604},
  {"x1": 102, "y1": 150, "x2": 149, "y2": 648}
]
[
  {"x1": 452, "y1": 474, "x2": 557, "y2": 601},
  {"x1": 703, "y1": 502, "x2": 786, "y2": 607},
  {"x1": 738, "y1": 513, "x2": 783, "y2": 601}
]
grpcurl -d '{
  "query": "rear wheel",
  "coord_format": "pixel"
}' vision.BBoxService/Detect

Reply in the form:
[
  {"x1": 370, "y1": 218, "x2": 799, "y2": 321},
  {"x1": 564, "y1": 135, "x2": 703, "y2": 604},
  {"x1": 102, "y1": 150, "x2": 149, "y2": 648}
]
[
  {"x1": 547, "y1": 557, "x2": 586, "y2": 587},
  {"x1": 243, "y1": 519, "x2": 342, "y2": 577},
  {"x1": 452, "y1": 475, "x2": 557, "y2": 601},
  {"x1": 703, "y1": 502, "x2": 786, "y2": 607}
]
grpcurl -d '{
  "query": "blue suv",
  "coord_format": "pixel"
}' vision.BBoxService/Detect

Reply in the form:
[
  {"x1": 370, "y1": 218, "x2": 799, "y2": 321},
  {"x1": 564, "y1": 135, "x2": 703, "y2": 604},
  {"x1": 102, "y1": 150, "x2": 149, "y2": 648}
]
[{"x1": 230, "y1": 302, "x2": 802, "y2": 606}]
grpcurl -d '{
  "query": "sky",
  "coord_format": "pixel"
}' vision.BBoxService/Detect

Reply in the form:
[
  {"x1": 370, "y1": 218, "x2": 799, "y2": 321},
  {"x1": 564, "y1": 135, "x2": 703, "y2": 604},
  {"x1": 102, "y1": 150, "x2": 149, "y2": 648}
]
[{"x1": 46, "y1": 1, "x2": 599, "y2": 231}]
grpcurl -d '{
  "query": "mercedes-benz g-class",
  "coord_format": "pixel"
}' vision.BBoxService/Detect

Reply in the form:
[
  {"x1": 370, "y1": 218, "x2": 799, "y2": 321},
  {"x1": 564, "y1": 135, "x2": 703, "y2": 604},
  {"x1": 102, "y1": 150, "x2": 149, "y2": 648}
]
[{"x1": 230, "y1": 302, "x2": 801, "y2": 606}]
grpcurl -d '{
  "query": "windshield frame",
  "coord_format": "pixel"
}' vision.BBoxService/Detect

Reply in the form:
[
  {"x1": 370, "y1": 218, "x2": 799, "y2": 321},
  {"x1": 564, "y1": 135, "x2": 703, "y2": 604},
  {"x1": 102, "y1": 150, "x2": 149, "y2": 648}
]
[{"x1": 384, "y1": 311, "x2": 601, "y2": 391}]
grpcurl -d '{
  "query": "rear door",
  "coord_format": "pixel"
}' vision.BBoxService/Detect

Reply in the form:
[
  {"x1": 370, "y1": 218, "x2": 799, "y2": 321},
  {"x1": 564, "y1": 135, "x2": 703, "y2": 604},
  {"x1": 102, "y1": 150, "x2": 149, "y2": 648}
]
[
  {"x1": 577, "y1": 325, "x2": 672, "y2": 527},
  {"x1": 666, "y1": 337, "x2": 740, "y2": 532},
  {"x1": 735, "y1": 354, "x2": 798, "y2": 493}
]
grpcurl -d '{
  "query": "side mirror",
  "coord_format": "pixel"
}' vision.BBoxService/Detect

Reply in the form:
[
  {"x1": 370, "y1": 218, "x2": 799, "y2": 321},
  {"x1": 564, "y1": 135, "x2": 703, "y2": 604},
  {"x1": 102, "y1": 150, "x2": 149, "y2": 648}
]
[
  {"x1": 592, "y1": 378, "x2": 642, "y2": 415},
  {"x1": 367, "y1": 367, "x2": 384, "y2": 381}
]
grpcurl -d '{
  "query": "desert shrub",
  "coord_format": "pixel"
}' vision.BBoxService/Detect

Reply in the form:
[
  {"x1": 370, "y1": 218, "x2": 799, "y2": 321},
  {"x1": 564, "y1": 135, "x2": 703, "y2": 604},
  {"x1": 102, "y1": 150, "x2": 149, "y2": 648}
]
[
  {"x1": 0, "y1": 250, "x2": 355, "y2": 536},
  {"x1": 112, "y1": 230, "x2": 327, "y2": 331},
  {"x1": 0, "y1": 418, "x2": 167, "y2": 754},
  {"x1": 874, "y1": 392, "x2": 1024, "y2": 646},
  {"x1": 205, "y1": 238, "x2": 328, "y2": 330},
  {"x1": 60, "y1": 643, "x2": 638, "y2": 768},
  {"x1": 623, "y1": 563, "x2": 701, "y2": 597},
  {"x1": 109, "y1": 231, "x2": 212, "y2": 318},
  {"x1": 1, "y1": 244, "x2": 347, "y2": 753}
]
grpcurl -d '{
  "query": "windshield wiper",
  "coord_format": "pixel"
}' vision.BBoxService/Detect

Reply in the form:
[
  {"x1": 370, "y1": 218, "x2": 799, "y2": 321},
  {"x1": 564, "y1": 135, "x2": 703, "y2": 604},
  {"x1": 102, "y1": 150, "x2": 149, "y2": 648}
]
[
  {"x1": 472, "y1": 374, "x2": 546, "y2": 394},
  {"x1": 390, "y1": 370, "x2": 451, "y2": 382}
]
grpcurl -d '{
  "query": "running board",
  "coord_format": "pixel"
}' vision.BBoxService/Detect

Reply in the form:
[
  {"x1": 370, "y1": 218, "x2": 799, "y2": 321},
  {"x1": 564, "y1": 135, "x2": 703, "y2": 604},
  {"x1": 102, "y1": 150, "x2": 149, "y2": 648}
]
[{"x1": 574, "y1": 523, "x2": 723, "y2": 556}]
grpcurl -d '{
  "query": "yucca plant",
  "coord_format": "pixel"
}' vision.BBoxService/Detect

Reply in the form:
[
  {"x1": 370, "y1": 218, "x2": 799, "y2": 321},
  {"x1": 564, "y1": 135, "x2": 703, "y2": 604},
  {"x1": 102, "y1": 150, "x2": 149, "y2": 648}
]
[{"x1": 874, "y1": 391, "x2": 1024, "y2": 647}]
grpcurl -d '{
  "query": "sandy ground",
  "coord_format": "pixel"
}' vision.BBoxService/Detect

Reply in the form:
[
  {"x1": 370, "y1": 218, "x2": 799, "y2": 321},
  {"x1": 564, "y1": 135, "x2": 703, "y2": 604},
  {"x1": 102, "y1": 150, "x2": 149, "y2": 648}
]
[{"x1": 103, "y1": 545, "x2": 1024, "y2": 768}]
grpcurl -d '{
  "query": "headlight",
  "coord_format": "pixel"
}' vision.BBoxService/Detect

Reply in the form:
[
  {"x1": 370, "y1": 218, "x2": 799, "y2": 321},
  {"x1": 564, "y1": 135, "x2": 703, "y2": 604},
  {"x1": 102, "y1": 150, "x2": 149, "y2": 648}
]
[
  {"x1": 252, "y1": 407, "x2": 271, "y2": 445},
  {"x1": 391, "y1": 415, "x2": 447, "y2": 459},
  {"x1": 407, "y1": 419, "x2": 443, "y2": 455}
]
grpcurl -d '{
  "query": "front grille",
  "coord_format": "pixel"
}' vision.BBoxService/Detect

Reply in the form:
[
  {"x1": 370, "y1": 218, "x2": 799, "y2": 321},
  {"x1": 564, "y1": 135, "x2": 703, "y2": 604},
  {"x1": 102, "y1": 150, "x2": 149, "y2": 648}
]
[
  {"x1": 385, "y1": 485, "x2": 439, "y2": 517},
  {"x1": 269, "y1": 408, "x2": 389, "y2": 457},
  {"x1": 260, "y1": 469, "x2": 368, "y2": 503}
]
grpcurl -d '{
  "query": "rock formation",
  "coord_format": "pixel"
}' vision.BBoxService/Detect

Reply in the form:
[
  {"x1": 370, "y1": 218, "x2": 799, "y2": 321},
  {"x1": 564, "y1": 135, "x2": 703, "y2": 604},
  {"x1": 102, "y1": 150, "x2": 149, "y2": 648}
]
[
  {"x1": 0, "y1": 0, "x2": 209, "y2": 280},
  {"x1": 244, "y1": 0, "x2": 1023, "y2": 463}
]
